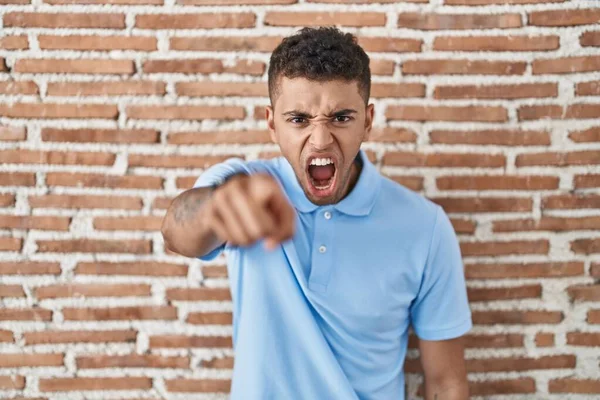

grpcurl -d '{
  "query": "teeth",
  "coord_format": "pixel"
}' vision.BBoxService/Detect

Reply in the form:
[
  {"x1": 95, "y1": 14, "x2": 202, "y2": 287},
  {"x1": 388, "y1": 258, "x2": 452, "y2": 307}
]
[{"x1": 310, "y1": 157, "x2": 333, "y2": 166}]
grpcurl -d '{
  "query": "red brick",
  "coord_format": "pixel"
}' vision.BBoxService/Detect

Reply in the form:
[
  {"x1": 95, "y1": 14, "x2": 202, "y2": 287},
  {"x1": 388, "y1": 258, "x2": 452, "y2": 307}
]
[
  {"x1": 166, "y1": 379, "x2": 230, "y2": 392},
  {"x1": 432, "y1": 197, "x2": 532, "y2": 213},
  {"x1": 63, "y1": 306, "x2": 177, "y2": 321},
  {"x1": 0, "y1": 194, "x2": 15, "y2": 209},
  {"x1": 39, "y1": 377, "x2": 152, "y2": 391},
  {"x1": 0, "y1": 238, "x2": 22, "y2": 251},
  {"x1": 576, "y1": 81, "x2": 600, "y2": 96},
  {"x1": 437, "y1": 175, "x2": 557, "y2": 191},
  {"x1": 494, "y1": 216, "x2": 600, "y2": 232},
  {"x1": 0, "y1": 103, "x2": 118, "y2": 119},
  {"x1": 127, "y1": 105, "x2": 244, "y2": 121},
  {"x1": 135, "y1": 13, "x2": 255, "y2": 29},
  {"x1": 202, "y1": 356, "x2": 233, "y2": 368},
  {"x1": 15, "y1": 59, "x2": 134, "y2": 74},
  {"x1": 529, "y1": 9, "x2": 600, "y2": 26},
  {"x1": 37, "y1": 239, "x2": 151, "y2": 254},
  {"x1": 171, "y1": 35, "x2": 279, "y2": 52},
  {"x1": 4, "y1": 12, "x2": 125, "y2": 28},
  {"x1": 434, "y1": 83, "x2": 557, "y2": 99},
  {"x1": 569, "y1": 126, "x2": 600, "y2": 142},
  {"x1": 533, "y1": 56, "x2": 600, "y2": 74},
  {"x1": 180, "y1": 0, "x2": 294, "y2": 5},
  {"x1": 265, "y1": 12, "x2": 385, "y2": 27},
  {"x1": 0, "y1": 376, "x2": 25, "y2": 390},
  {"x1": 464, "y1": 334, "x2": 524, "y2": 348},
  {"x1": 46, "y1": 0, "x2": 162, "y2": 4},
  {"x1": 358, "y1": 37, "x2": 421, "y2": 53},
  {"x1": 446, "y1": 129, "x2": 548, "y2": 147},
  {"x1": 571, "y1": 238, "x2": 600, "y2": 254},
  {"x1": 39, "y1": 35, "x2": 156, "y2": 51},
  {"x1": 0, "y1": 262, "x2": 60, "y2": 275},
  {"x1": 398, "y1": 13, "x2": 521, "y2": 30},
  {"x1": 566, "y1": 103, "x2": 600, "y2": 119},
  {"x1": 567, "y1": 332, "x2": 600, "y2": 346},
  {"x1": 368, "y1": 127, "x2": 417, "y2": 143},
  {"x1": 581, "y1": 31, "x2": 600, "y2": 47},
  {"x1": 202, "y1": 265, "x2": 227, "y2": 278},
  {"x1": 144, "y1": 59, "x2": 264, "y2": 76},
  {"x1": 0, "y1": 35, "x2": 28, "y2": 49},
  {"x1": 549, "y1": 378, "x2": 600, "y2": 394},
  {"x1": 466, "y1": 261, "x2": 583, "y2": 280},
  {"x1": 47, "y1": 81, "x2": 165, "y2": 96},
  {"x1": 94, "y1": 216, "x2": 163, "y2": 231},
  {"x1": 517, "y1": 105, "x2": 562, "y2": 121},
  {"x1": 516, "y1": 151, "x2": 600, "y2": 167},
  {"x1": 168, "y1": 130, "x2": 270, "y2": 145},
  {"x1": 383, "y1": 152, "x2": 505, "y2": 168},
  {"x1": 448, "y1": 0, "x2": 565, "y2": 3},
  {"x1": 434, "y1": 35, "x2": 559, "y2": 51},
  {"x1": 461, "y1": 240, "x2": 549, "y2": 256},
  {"x1": 567, "y1": 285, "x2": 600, "y2": 302},
  {"x1": 46, "y1": 172, "x2": 162, "y2": 190},
  {"x1": 187, "y1": 312, "x2": 233, "y2": 325},
  {"x1": 468, "y1": 285, "x2": 542, "y2": 302},
  {"x1": 77, "y1": 354, "x2": 189, "y2": 369},
  {"x1": 149, "y1": 335, "x2": 232, "y2": 348},
  {"x1": 0, "y1": 285, "x2": 25, "y2": 298},
  {"x1": 0, "y1": 81, "x2": 38, "y2": 95},
  {"x1": 36, "y1": 284, "x2": 151, "y2": 299},
  {"x1": 75, "y1": 261, "x2": 187, "y2": 277},
  {"x1": 592, "y1": 263, "x2": 600, "y2": 278},
  {"x1": 42, "y1": 128, "x2": 159, "y2": 143},
  {"x1": 386, "y1": 105, "x2": 507, "y2": 122},
  {"x1": 128, "y1": 154, "x2": 234, "y2": 169},
  {"x1": 535, "y1": 332, "x2": 554, "y2": 347},
  {"x1": 30, "y1": 194, "x2": 142, "y2": 210},
  {"x1": 575, "y1": 175, "x2": 600, "y2": 188},
  {"x1": 590, "y1": 310, "x2": 600, "y2": 323},
  {"x1": 152, "y1": 196, "x2": 174, "y2": 210},
  {"x1": 470, "y1": 378, "x2": 536, "y2": 396},
  {"x1": 0, "y1": 215, "x2": 70, "y2": 231},
  {"x1": 0, "y1": 308, "x2": 52, "y2": 321},
  {"x1": 371, "y1": 83, "x2": 425, "y2": 98},
  {"x1": 0, "y1": 172, "x2": 34, "y2": 186},
  {"x1": 0, "y1": 126, "x2": 25, "y2": 142},
  {"x1": 176, "y1": 82, "x2": 267, "y2": 97},
  {"x1": 467, "y1": 355, "x2": 574, "y2": 372},
  {"x1": 24, "y1": 330, "x2": 136, "y2": 344},
  {"x1": 0, "y1": 354, "x2": 63, "y2": 368},
  {"x1": 386, "y1": 176, "x2": 424, "y2": 192},
  {"x1": 403, "y1": 59, "x2": 526, "y2": 75},
  {"x1": 166, "y1": 287, "x2": 231, "y2": 301},
  {"x1": 473, "y1": 310, "x2": 563, "y2": 325}
]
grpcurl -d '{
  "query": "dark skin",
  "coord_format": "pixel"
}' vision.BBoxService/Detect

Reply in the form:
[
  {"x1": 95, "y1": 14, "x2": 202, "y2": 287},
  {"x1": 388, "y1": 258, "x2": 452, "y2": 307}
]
[{"x1": 161, "y1": 77, "x2": 469, "y2": 400}]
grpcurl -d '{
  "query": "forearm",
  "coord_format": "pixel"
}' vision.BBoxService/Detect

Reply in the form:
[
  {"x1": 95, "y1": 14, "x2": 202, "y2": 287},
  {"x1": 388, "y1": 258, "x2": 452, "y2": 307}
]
[
  {"x1": 161, "y1": 186, "x2": 222, "y2": 258},
  {"x1": 424, "y1": 379, "x2": 469, "y2": 400}
]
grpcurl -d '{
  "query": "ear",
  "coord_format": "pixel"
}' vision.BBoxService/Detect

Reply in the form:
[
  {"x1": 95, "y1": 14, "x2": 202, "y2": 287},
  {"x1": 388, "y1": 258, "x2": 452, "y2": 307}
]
[
  {"x1": 363, "y1": 103, "x2": 375, "y2": 142},
  {"x1": 266, "y1": 105, "x2": 277, "y2": 143}
]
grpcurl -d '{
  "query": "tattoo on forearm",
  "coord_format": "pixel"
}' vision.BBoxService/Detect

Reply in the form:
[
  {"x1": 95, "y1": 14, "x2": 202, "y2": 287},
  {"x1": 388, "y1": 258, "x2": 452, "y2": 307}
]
[{"x1": 173, "y1": 191, "x2": 206, "y2": 223}]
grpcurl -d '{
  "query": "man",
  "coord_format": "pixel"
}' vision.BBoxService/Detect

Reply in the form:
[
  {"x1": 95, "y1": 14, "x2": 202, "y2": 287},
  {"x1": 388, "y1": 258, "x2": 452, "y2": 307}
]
[{"x1": 162, "y1": 27, "x2": 471, "y2": 400}]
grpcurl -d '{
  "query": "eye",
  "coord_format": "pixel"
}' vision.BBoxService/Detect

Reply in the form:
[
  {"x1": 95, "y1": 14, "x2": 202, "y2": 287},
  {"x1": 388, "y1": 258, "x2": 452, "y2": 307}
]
[
  {"x1": 289, "y1": 117, "x2": 307, "y2": 124},
  {"x1": 333, "y1": 115, "x2": 352, "y2": 123}
]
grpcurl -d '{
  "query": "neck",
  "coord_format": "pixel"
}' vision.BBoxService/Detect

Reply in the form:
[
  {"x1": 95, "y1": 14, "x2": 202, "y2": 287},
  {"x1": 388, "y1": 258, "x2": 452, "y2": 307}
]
[{"x1": 342, "y1": 153, "x2": 363, "y2": 200}]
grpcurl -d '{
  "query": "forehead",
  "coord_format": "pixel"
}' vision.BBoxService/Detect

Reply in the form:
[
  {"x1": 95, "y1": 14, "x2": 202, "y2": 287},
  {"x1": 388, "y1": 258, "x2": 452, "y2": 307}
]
[{"x1": 275, "y1": 77, "x2": 363, "y2": 112}]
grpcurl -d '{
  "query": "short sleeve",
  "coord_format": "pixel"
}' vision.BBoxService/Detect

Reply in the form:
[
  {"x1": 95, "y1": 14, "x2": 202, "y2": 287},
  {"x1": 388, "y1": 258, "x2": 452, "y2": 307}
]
[
  {"x1": 409, "y1": 205, "x2": 472, "y2": 341},
  {"x1": 192, "y1": 157, "x2": 269, "y2": 261}
]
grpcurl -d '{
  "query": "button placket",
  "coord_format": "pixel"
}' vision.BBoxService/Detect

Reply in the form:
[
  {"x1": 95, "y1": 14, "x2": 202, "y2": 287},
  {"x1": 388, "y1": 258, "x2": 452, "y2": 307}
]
[{"x1": 308, "y1": 209, "x2": 335, "y2": 292}]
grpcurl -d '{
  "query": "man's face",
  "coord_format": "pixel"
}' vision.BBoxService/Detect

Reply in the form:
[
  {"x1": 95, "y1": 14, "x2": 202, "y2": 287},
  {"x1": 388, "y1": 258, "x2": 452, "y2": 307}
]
[{"x1": 266, "y1": 77, "x2": 374, "y2": 206}]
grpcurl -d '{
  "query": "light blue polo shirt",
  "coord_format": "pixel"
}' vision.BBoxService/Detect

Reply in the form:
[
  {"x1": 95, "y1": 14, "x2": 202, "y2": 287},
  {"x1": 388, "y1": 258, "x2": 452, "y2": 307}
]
[{"x1": 194, "y1": 149, "x2": 472, "y2": 400}]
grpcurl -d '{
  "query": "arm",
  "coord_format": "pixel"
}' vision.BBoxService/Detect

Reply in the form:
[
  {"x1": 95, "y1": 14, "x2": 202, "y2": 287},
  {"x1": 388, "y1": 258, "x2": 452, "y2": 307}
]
[
  {"x1": 419, "y1": 337, "x2": 469, "y2": 400},
  {"x1": 161, "y1": 185, "x2": 223, "y2": 258}
]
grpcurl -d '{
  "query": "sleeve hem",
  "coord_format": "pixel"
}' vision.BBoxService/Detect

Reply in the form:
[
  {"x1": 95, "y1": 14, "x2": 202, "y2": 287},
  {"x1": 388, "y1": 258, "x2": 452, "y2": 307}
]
[{"x1": 414, "y1": 315, "x2": 472, "y2": 341}]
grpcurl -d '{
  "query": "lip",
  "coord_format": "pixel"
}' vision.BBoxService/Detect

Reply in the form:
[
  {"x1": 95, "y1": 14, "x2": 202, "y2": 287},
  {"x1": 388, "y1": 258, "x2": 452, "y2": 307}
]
[{"x1": 305, "y1": 152, "x2": 339, "y2": 199}]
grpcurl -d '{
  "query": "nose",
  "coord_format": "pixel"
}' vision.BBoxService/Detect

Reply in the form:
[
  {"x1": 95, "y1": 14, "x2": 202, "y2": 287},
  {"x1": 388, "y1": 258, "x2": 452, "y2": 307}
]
[{"x1": 308, "y1": 120, "x2": 334, "y2": 149}]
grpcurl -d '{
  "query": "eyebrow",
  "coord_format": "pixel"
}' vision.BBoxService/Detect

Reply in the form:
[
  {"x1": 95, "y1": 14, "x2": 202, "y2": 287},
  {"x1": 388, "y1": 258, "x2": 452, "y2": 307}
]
[{"x1": 282, "y1": 108, "x2": 358, "y2": 118}]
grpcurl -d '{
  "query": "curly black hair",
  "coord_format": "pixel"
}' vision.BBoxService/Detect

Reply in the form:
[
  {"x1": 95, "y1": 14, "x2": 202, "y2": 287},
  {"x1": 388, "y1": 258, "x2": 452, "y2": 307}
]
[{"x1": 268, "y1": 27, "x2": 371, "y2": 107}]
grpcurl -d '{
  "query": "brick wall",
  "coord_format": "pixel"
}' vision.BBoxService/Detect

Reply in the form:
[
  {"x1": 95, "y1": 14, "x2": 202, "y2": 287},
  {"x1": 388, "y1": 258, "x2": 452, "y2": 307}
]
[{"x1": 0, "y1": 0, "x2": 599, "y2": 398}]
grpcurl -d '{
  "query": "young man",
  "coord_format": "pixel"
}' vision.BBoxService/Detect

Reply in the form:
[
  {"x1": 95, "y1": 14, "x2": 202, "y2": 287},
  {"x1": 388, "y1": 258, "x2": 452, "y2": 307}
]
[{"x1": 162, "y1": 27, "x2": 471, "y2": 400}]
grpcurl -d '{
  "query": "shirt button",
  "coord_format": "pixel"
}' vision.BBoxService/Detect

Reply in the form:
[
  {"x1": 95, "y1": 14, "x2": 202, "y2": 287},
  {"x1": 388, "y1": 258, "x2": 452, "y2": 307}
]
[
  {"x1": 324, "y1": 211, "x2": 332, "y2": 220},
  {"x1": 319, "y1": 245, "x2": 327, "y2": 254}
]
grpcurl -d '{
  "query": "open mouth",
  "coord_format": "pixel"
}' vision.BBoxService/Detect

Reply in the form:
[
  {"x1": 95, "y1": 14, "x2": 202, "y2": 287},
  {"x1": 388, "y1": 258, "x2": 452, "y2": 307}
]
[{"x1": 306, "y1": 156, "x2": 337, "y2": 197}]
